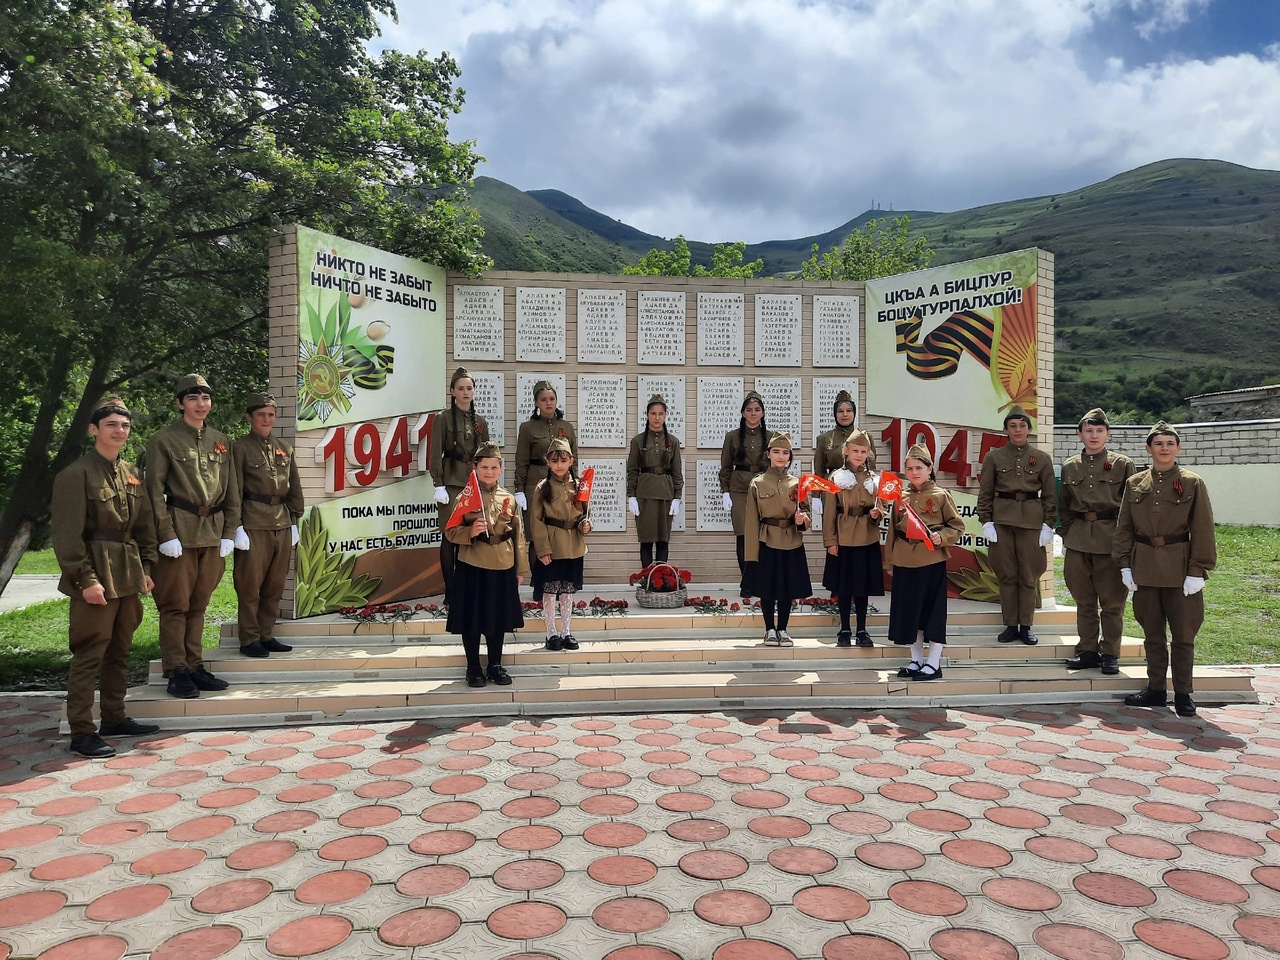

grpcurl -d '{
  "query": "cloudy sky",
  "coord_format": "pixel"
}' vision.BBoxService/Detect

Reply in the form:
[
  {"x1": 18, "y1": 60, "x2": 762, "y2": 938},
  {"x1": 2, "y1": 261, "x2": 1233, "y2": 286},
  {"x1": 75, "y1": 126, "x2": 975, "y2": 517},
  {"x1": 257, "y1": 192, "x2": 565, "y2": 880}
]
[{"x1": 377, "y1": 0, "x2": 1280, "y2": 243}]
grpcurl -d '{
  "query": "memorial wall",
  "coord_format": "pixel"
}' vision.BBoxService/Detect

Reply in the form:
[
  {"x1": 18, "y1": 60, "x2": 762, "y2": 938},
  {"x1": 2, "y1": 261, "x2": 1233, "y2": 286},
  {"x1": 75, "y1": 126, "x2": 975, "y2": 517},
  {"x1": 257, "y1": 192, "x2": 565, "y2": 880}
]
[{"x1": 269, "y1": 224, "x2": 1055, "y2": 617}]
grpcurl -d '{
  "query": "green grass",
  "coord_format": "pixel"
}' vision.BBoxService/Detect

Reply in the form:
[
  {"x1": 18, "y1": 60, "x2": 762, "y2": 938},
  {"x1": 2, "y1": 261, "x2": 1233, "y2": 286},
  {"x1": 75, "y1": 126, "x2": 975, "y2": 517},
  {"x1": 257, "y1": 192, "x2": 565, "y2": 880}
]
[
  {"x1": 1053, "y1": 524, "x2": 1280, "y2": 665},
  {"x1": 14, "y1": 548, "x2": 60, "y2": 575}
]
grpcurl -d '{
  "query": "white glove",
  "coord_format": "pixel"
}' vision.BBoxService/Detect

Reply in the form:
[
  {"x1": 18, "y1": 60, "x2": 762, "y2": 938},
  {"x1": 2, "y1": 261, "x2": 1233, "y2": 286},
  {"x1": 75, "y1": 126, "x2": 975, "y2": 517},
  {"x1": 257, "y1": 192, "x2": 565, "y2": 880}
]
[
  {"x1": 982, "y1": 522, "x2": 997, "y2": 544},
  {"x1": 1038, "y1": 523, "x2": 1054, "y2": 547},
  {"x1": 158, "y1": 538, "x2": 183, "y2": 559},
  {"x1": 831, "y1": 468, "x2": 856, "y2": 490},
  {"x1": 628, "y1": 497, "x2": 640, "y2": 517},
  {"x1": 669, "y1": 500, "x2": 681, "y2": 517},
  {"x1": 516, "y1": 492, "x2": 528, "y2": 511},
  {"x1": 1183, "y1": 576, "x2": 1205, "y2": 596},
  {"x1": 233, "y1": 526, "x2": 251, "y2": 550},
  {"x1": 219, "y1": 539, "x2": 234, "y2": 558},
  {"x1": 722, "y1": 492, "x2": 733, "y2": 512},
  {"x1": 810, "y1": 498, "x2": 823, "y2": 519},
  {"x1": 434, "y1": 486, "x2": 450, "y2": 505},
  {"x1": 291, "y1": 524, "x2": 300, "y2": 547},
  {"x1": 863, "y1": 476, "x2": 878, "y2": 495},
  {"x1": 1121, "y1": 568, "x2": 1136, "y2": 591}
]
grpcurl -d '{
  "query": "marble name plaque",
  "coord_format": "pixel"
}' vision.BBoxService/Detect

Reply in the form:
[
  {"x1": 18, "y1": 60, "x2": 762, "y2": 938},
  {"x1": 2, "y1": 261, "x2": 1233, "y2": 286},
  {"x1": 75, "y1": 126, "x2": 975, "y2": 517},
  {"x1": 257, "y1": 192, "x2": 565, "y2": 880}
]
[
  {"x1": 517, "y1": 373, "x2": 568, "y2": 421},
  {"x1": 697, "y1": 292, "x2": 745, "y2": 365},
  {"x1": 515, "y1": 286, "x2": 567, "y2": 362},
  {"x1": 637, "y1": 291, "x2": 686, "y2": 364},
  {"x1": 579, "y1": 459, "x2": 626, "y2": 533},
  {"x1": 697, "y1": 377, "x2": 745, "y2": 449},
  {"x1": 577, "y1": 374, "x2": 628, "y2": 448},
  {"x1": 577, "y1": 288, "x2": 627, "y2": 364},
  {"x1": 695, "y1": 460, "x2": 734, "y2": 531},
  {"x1": 754, "y1": 377, "x2": 803, "y2": 446},
  {"x1": 636, "y1": 375, "x2": 687, "y2": 445},
  {"x1": 813, "y1": 295, "x2": 859, "y2": 367},
  {"x1": 451, "y1": 285, "x2": 505, "y2": 360},
  {"x1": 469, "y1": 370, "x2": 505, "y2": 447},
  {"x1": 812, "y1": 377, "x2": 860, "y2": 443},
  {"x1": 754, "y1": 294, "x2": 802, "y2": 366}
]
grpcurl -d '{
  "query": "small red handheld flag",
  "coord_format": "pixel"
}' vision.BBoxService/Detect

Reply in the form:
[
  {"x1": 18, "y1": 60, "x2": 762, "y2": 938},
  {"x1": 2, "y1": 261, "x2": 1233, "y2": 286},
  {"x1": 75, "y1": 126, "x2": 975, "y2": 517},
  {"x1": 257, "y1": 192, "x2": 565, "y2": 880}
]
[
  {"x1": 575, "y1": 467, "x2": 595, "y2": 503},
  {"x1": 797, "y1": 472, "x2": 840, "y2": 501},
  {"x1": 877, "y1": 471, "x2": 903, "y2": 503},
  {"x1": 446, "y1": 471, "x2": 483, "y2": 530},
  {"x1": 901, "y1": 502, "x2": 936, "y2": 551}
]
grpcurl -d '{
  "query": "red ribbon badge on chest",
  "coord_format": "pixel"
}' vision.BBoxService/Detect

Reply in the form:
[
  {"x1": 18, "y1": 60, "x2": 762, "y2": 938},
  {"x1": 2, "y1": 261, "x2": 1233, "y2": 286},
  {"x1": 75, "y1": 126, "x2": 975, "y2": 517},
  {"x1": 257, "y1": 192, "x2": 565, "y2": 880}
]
[
  {"x1": 1104, "y1": 459, "x2": 1113, "y2": 470},
  {"x1": 1028, "y1": 456, "x2": 1036, "y2": 467},
  {"x1": 213, "y1": 441, "x2": 228, "y2": 455},
  {"x1": 126, "y1": 474, "x2": 142, "y2": 486},
  {"x1": 1172, "y1": 477, "x2": 1184, "y2": 495}
]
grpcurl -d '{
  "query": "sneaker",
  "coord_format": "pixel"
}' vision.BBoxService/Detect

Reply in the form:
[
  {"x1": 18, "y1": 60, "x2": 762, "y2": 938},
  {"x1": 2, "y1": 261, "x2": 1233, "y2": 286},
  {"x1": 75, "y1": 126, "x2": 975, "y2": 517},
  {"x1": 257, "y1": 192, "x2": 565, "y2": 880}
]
[
  {"x1": 1124, "y1": 688, "x2": 1168, "y2": 708},
  {"x1": 835, "y1": 630, "x2": 853, "y2": 648},
  {"x1": 1020, "y1": 627, "x2": 1038, "y2": 646},
  {"x1": 99, "y1": 718, "x2": 160, "y2": 737},
  {"x1": 855, "y1": 630, "x2": 874, "y2": 648},
  {"x1": 262, "y1": 639, "x2": 293, "y2": 653},
  {"x1": 166, "y1": 668, "x2": 200, "y2": 699},
  {"x1": 1174, "y1": 693, "x2": 1198, "y2": 718},
  {"x1": 69, "y1": 733, "x2": 116, "y2": 758},
  {"x1": 913, "y1": 664, "x2": 944, "y2": 681},
  {"x1": 1100, "y1": 655, "x2": 1120, "y2": 676},
  {"x1": 560, "y1": 635, "x2": 580, "y2": 651},
  {"x1": 764, "y1": 630, "x2": 780, "y2": 646},
  {"x1": 897, "y1": 661, "x2": 922, "y2": 679},
  {"x1": 239, "y1": 641, "x2": 270, "y2": 658},
  {"x1": 1064, "y1": 650, "x2": 1101, "y2": 670},
  {"x1": 777, "y1": 630, "x2": 794, "y2": 647},
  {"x1": 466, "y1": 666, "x2": 486, "y2": 688},
  {"x1": 545, "y1": 635, "x2": 563, "y2": 652},
  {"x1": 190, "y1": 667, "x2": 229, "y2": 691},
  {"x1": 997, "y1": 626, "x2": 1019, "y2": 644},
  {"x1": 487, "y1": 664, "x2": 513, "y2": 686}
]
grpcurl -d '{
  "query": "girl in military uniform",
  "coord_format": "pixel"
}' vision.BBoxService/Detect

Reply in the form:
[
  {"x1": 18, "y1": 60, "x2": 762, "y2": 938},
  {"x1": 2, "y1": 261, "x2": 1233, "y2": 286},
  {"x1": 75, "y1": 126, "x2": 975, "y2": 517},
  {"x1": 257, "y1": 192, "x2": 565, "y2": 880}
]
[
  {"x1": 626, "y1": 394, "x2": 684, "y2": 568},
  {"x1": 743, "y1": 433, "x2": 811, "y2": 647},
  {"x1": 430, "y1": 367, "x2": 490, "y2": 600},
  {"x1": 719, "y1": 391, "x2": 769, "y2": 594},
  {"x1": 822, "y1": 431, "x2": 885, "y2": 648},
  {"x1": 530, "y1": 438, "x2": 594, "y2": 651},
  {"x1": 886, "y1": 444, "x2": 966, "y2": 680},
  {"x1": 516, "y1": 381, "x2": 578, "y2": 570},
  {"x1": 811, "y1": 389, "x2": 876, "y2": 526},
  {"x1": 445, "y1": 442, "x2": 528, "y2": 688}
]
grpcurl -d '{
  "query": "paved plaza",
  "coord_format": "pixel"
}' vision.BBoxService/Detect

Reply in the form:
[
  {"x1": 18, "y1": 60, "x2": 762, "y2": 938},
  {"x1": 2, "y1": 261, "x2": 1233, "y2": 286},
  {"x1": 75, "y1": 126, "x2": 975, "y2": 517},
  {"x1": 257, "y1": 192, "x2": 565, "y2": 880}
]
[{"x1": 1, "y1": 671, "x2": 1278, "y2": 960}]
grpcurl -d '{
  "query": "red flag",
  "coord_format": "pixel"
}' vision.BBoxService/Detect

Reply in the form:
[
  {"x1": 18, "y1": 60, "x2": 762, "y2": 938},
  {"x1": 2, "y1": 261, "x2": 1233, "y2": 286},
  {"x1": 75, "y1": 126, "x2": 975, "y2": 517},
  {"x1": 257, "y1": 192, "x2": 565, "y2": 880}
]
[
  {"x1": 575, "y1": 467, "x2": 595, "y2": 503},
  {"x1": 445, "y1": 471, "x2": 483, "y2": 530},
  {"x1": 877, "y1": 471, "x2": 904, "y2": 503},
  {"x1": 797, "y1": 472, "x2": 840, "y2": 501},
  {"x1": 901, "y1": 502, "x2": 936, "y2": 551}
]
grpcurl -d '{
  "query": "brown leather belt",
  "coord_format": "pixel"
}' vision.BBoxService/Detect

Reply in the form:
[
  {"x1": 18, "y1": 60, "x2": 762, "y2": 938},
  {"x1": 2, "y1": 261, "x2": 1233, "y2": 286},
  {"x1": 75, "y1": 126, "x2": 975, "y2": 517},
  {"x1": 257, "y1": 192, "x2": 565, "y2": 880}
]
[
  {"x1": 480, "y1": 530, "x2": 514, "y2": 545},
  {"x1": 841, "y1": 505, "x2": 871, "y2": 517},
  {"x1": 541, "y1": 516, "x2": 581, "y2": 530},
  {"x1": 87, "y1": 530, "x2": 133, "y2": 543},
  {"x1": 1136, "y1": 532, "x2": 1190, "y2": 547},
  {"x1": 732, "y1": 465, "x2": 760, "y2": 472},
  {"x1": 168, "y1": 496, "x2": 223, "y2": 517},
  {"x1": 243, "y1": 491, "x2": 284, "y2": 506},
  {"x1": 996, "y1": 491, "x2": 1040, "y2": 501},
  {"x1": 760, "y1": 516, "x2": 796, "y2": 528},
  {"x1": 637, "y1": 467, "x2": 667, "y2": 475},
  {"x1": 1081, "y1": 510, "x2": 1118, "y2": 521}
]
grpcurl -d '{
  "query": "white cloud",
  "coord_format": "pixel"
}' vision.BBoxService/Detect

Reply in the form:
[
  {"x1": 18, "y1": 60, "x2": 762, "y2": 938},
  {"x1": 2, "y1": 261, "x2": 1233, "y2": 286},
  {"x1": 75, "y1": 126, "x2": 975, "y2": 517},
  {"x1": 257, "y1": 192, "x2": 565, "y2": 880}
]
[{"x1": 377, "y1": 0, "x2": 1280, "y2": 242}]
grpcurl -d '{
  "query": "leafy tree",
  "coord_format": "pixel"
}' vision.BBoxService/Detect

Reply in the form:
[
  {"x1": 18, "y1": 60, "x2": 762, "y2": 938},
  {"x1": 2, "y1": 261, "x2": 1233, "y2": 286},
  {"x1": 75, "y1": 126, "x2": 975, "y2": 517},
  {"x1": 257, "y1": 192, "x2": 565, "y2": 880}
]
[
  {"x1": 792, "y1": 216, "x2": 935, "y2": 281},
  {"x1": 624, "y1": 235, "x2": 764, "y2": 278},
  {"x1": 0, "y1": 0, "x2": 488, "y2": 590}
]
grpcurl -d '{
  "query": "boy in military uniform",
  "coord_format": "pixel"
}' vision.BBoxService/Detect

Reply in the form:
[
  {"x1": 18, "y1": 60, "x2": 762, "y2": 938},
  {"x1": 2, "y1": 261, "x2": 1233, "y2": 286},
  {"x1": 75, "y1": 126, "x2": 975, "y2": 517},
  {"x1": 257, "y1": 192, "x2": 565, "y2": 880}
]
[
  {"x1": 146, "y1": 374, "x2": 235, "y2": 698},
  {"x1": 225, "y1": 393, "x2": 305, "y2": 658},
  {"x1": 977, "y1": 405, "x2": 1056, "y2": 645},
  {"x1": 1059, "y1": 408, "x2": 1136, "y2": 674},
  {"x1": 52, "y1": 396, "x2": 162, "y2": 757},
  {"x1": 1114, "y1": 422, "x2": 1216, "y2": 717}
]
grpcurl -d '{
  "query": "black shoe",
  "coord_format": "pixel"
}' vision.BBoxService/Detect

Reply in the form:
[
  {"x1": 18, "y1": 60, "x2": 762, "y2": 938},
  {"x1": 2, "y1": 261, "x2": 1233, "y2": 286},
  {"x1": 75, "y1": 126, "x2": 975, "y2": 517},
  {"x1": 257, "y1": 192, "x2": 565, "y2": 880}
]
[
  {"x1": 545, "y1": 635, "x2": 563, "y2": 652},
  {"x1": 466, "y1": 667, "x2": 487, "y2": 688},
  {"x1": 997, "y1": 626, "x2": 1019, "y2": 644},
  {"x1": 262, "y1": 639, "x2": 293, "y2": 653},
  {"x1": 560, "y1": 635, "x2": 580, "y2": 651},
  {"x1": 835, "y1": 630, "x2": 853, "y2": 648},
  {"x1": 1174, "y1": 693, "x2": 1198, "y2": 717},
  {"x1": 855, "y1": 631, "x2": 874, "y2": 648},
  {"x1": 1019, "y1": 627, "x2": 1038, "y2": 646},
  {"x1": 913, "y1": 665, "x2": 944, "y2": 681},
  {"x1": 239, "y1": 641, "x2": 270, "y2": 658},
  {"x1": 190, "y1": 667, "x2": 229, "y2": 691},
  {"x1": 1065, "y1": 650, "x2": 1101, "y2": 670},
  {"x1": 70, "y1": 733, "x2": 116, "y2": 758},
  {"x1": 487, "y1": 664, "x2": 513, "y2": 686},
  {"x1": 1100, "y1": 655, "x2": 1120, "y2": 676},
  {"x1": 1124, "y1": 688, "x2": 1168, "y2": 707},
  {"x1": 99, "y1": 718, "x2": 160, "y2": 737},
  {"x1": 166, "y1": 668, "x2": 200, "y2": 699},
  {"x1": 897, "y1": 661, "x2": 922, "y2": 679}
]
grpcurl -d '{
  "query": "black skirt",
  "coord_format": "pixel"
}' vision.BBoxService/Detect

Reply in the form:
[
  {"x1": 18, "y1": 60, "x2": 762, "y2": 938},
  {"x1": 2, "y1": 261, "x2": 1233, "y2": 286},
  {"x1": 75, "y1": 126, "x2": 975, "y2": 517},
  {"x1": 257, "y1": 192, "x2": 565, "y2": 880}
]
[
  {"x1": 822, "y1": 543, "x2": 886, "y2": 598},
  {"x1": 446, "y1": 560, "x2": 525, "y2": 637},
  {"x1": 743, "y1": 544, "x2": 812, "y2": 603},
  {"x1": 531, "y1": 555, "x2": 584, "y2": 601},
  {"x1": 888, "y1": 562, "x2": 949, "y2": 645}
]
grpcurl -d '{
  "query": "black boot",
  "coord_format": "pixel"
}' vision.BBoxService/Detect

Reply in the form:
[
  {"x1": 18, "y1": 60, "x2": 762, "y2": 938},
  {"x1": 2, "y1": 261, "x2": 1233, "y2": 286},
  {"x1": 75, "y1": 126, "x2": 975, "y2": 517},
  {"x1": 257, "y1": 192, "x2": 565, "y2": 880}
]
[
  {"x1": 1124, "y1": 688, "x2": 1168, "y2": 707},
  {"x1": 1019, "y1": 626, "x2": 1038, "y2": 646},
  {"x1": 1174, "y1": 693, "x2": 1198, "y2": 717},
  {"x1": 997, "y1": 625, "x2": 1019, "y2": 643},
  {"x1": 1064, "y1": 650, "x2": 1101, "y2": 670}
]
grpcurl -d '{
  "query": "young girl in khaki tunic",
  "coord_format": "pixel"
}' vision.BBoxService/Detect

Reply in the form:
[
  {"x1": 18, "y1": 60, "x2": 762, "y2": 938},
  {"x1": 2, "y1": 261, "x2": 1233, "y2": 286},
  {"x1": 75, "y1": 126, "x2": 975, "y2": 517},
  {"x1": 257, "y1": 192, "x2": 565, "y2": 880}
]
[
  {"x1": 626, "y1": 394, "x2": 684, "y2": 569},
  {"x1": 530, "y1": 438, "x2": 594, "y2": 652},
  {"x1": 743, "y1": 433, "x2": 811, "y2": 647},
  {"x1": 822, "y1": 430, "x2": 885, "y2": 648}
]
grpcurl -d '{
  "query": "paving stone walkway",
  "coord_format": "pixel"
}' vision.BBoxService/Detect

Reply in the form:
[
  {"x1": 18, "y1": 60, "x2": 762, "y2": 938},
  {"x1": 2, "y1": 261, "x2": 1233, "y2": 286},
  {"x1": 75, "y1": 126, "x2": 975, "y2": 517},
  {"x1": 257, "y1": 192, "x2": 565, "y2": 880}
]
[{"x1": 1, "y1": 671, "x2": 1278, "y2": 960}]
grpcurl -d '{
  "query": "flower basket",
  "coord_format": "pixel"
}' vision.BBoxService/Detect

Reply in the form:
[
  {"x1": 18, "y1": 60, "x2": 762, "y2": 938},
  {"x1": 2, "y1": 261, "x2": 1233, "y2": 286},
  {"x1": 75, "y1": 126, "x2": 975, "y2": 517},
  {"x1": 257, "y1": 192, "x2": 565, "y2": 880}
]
[{"x1": 633, "y1": 563, "x2": 689, "y2": 609}]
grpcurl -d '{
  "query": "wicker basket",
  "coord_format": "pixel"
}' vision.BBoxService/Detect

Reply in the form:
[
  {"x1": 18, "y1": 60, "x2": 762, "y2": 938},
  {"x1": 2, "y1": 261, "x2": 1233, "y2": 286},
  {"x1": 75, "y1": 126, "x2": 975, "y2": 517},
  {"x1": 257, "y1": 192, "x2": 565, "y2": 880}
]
[{"x1": 634, "y1": 563, "x2": 688, "y2": 609}]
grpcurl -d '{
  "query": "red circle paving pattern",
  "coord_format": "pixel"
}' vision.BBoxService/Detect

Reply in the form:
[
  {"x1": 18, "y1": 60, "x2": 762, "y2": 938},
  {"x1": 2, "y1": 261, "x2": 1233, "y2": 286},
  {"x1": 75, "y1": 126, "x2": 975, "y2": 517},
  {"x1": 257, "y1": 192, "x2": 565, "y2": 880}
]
[
  {"x1": 493, "y1": 859, "x2": 565, "y2": 891},
  {"x1": 593, "y1": 897, "x2": 669, "y2": 933},
  {"x1": 714, "y1": 941, "x2": 796, "y2": 960},
  {"x1": 930, "y1": 929, "x2": 1018, "y2": 960},
  {"x1": 1133, "y1": 919, "x2": 1229, "y2": 960},
  {"x1": 856, "y1": 841, "x2": 925, "y2": 870},
  {"x1": 150, "y1": 925, "x2": 242, "y2": 960},
  {"x1": 1235, "y1": 916, "x2": 1280, "y2": 953},
  {"x1": 679, "y1": 849, "x2": 748, "y2": 880},
  {"x1": 584, "y1": 822, "x2": 646, "y2": 848},
  {"x1": 33, "y1": 935, "x2": 128, "y2": 960},
  {"x1": 749, "y1": 815, "x2": 810, "y2": 839},
  {"x1": 0, "y1": 891, "x2": 66, "y2": 927},
  {"x1": 85, "y1": 883, "x2": 171, "y2": 921},
  {"x1": 1073, "y1": 871, "x2": 1157, "y2": 907},
  {"x1": 581, "y1": 794, "x2": 638, "y2": 815},
  {"x1": 131, "y1": 848, "x2": 205, "y2": 875},
  {"x1": 806, "y1": 785, "x2": 863, "y2": 805},
  {"x1": 296, "y1": 870, "x2": 373, "y2": 904},
  {"x1": 982, "y1": 877, "x2": 1061, "y2": 911},
  {"x1": 768, "y1": 846, "x2": 837, "y2": 875},
  {"x1": 1188, "y1": 829, "x2": 1265, "y2": 857},
  {"x1": 889, "y1": 880, "x2": 967, "y2": 916},
  {"x1": 508, "y1": 772, "x2": 560, "y2": 790},
  {"x1": 1033, "y1": 923, "x2": 1124, "y2": 960},
  {"x1": 589, "y1": 855, "x2": 659, "y2": 886},
  {"x1": 486, "y1": 902, "x2": 566, "y2": 939},
  {"x1": 226, "y1": 840, "x2": 296, "y2": 870},
  {"x1": 822, "y1": 934, "x2": 908, "y2": 960},
  {"x1": 793, "y1": 885, "x2": 870, "y2": 921},
  {"x1": 667, "y1": 819, "x2": 730, "y2": 842},
  {"x1": 499, "y1": 825, "x2": 563, "y2": 851},
  {"x1": 1164, "y1": 869, "x2": 1248, "y2": 903},
  {"x1": 31, "y1": 853, "x2": 112, "y2": 881},
  {"x1": 266, "y1": 915, "x2": 352, "y2": 957},
  {"x1": 379, "y1": 907, "x2": 461, "y2": 948},
  {"x1": 940, "y1": 838, "x2": 1012, "y2": 868},
  {"x1": 409, "y1": 830, "x2": 474, "y2": 856},
  {"x1": 694, "y1": 890, "x2": 771, "y2": 926},
  {"x1": 167, "y1": 815, "x2": 234, "y2": 842},
  {"x1": 396, "y1": 864, "x2": 470, "y2": 897},
  {"x1": 421, "y1": 800, "x2": 481, "y2": 823},
  {"x1": 192, "y1": 878, "x2": 273, "y2": 913}
]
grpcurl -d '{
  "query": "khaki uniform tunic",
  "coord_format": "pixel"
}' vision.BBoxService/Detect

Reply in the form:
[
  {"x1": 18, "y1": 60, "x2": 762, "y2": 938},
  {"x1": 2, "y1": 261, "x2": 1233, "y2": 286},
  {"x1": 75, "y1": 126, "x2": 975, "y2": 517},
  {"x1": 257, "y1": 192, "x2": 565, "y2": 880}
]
[
  {"x1": 445, "y1": 485, "x2": 532, "y2": 577},
  {"x1": 1113, "y1": 464, "x2": 1216, "y2": 694},
  {"x1": 813, "y1": 426, "x2": 877, "y2": 478},
  {"x1": 719, "y1": 427, "x2": 768, "y2": 535},
  {"x1": 530, "y1": 474, "x2": 589, "y2": 561},
  {"x1": 429, "y1": 406, "x2": 490, "y2": 494},
  {"x1": 515, "y1": 416, "x2": 578, "y2": 500},
  {"x1": 977, "y1": 441, "x2": 1055, "y2": 626},
  {"x1": 744, "y1": 468, "x2": 809, "y2": 562},
  {"x1": 1058, "y1": 448, "x2": 1136, "y2": 656},
  {"x1": 822, "y1": 466, "x2": 882, "y2": 550},
  {"x1": 885, "y1": 483, "x2": 964, "y2": 568},
  {"x1": 626, "y1": 430, "x2": 684, "y2": 543}
]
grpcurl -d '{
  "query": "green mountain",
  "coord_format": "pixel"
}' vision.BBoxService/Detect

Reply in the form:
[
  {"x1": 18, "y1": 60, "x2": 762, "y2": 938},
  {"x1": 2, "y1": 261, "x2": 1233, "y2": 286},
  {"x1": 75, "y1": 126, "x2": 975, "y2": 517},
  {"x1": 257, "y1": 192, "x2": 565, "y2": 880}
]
[{"x1": 464, "y1": 159, "x2": 1280, "y2": 422}]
